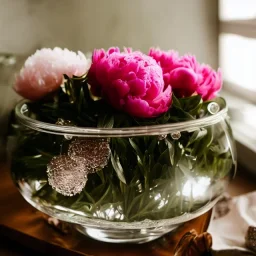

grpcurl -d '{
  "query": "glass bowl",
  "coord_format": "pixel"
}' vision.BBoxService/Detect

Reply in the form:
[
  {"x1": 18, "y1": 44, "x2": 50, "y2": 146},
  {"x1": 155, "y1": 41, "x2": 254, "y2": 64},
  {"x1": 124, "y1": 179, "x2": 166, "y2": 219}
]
[{"x1": 9, "y1": 100, "x2": 237, "y2": 243}]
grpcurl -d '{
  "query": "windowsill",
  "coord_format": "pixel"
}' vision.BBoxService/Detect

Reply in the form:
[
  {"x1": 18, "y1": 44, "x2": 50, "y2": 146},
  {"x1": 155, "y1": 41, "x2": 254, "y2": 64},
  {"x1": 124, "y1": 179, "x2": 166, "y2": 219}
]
[{"x1": 221, "y1": 90, "x2": 256, "y2": 174}]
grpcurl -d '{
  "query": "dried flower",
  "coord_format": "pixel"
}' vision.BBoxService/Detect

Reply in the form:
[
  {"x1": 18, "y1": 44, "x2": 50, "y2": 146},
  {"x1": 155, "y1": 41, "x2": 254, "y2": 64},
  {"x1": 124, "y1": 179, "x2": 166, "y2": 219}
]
[
  {"x1": 174, "y1": 230, "x2": 212, "y2": 256},
  {"x1": 47, "y1": 155, "x2": 88, "y2": 196},
  {"x1": 213, "y1": 193, "x2": 231, "y2": 219},
  {"x1": 68, "y1": 138, "x2": 110, "y2": 172},
  {"x1": 14, "y1": 47, "x2": 91, "y2": 100},
  {"x1": 88, "y1": 47, "x2": 172, "y2": 118},
  {"x1": 245, "y1": 226, "x2": 256, "y2": 252}
]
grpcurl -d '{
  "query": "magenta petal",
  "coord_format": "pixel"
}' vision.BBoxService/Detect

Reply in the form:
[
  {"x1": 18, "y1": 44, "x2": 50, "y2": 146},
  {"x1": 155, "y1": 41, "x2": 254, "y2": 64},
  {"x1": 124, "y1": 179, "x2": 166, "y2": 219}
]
[
  {"x1": 124, "y1": 97, "x2": 154, "y2": 118},
  {"x1": 163, "y1": 73, "x2": 171, "y2": 89},
  {"x1": 129, "y1": 78, "x2": 147, "y2": 96},
  {"x1": 214, "y1": 69, "x2": 222, "y2": 92},
  {"x1": 107, "y1": 47, "x2": 120, "y2": 55},
  {"x1": 92, "y1": 49, "x2": 106, "y2": 63},
  {"x1": 149, "y1": 48, "x2": 179, "y2": 88},
  {"x1": 149, "y1": 86, "x2": 172, "y2": 116},
  {"x1": 169, "y1": 67, "x2": 199, "y2": 97},
  {"x1": 197, "y1": 66, "x2": 222, "y2": 100},
  {"x1": 169, "y1": 68, "x2": 198, "y2": 88},
  {"x1": 151, "y1": 86, "x2": 172, "y2": 106},
  {"x1": 88, "y1": 49, "x2": 167, "y2": 117},
  {"x1": 112, "y1": 79, "x2": 130, "y2": 98}
]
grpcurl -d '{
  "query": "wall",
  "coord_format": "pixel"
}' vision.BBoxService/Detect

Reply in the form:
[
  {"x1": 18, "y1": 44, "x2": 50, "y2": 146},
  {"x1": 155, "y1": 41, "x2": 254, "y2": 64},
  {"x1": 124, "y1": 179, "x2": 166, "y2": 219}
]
[{"x1": 0, "y1": 0, "x2": 218, "y2": 66}]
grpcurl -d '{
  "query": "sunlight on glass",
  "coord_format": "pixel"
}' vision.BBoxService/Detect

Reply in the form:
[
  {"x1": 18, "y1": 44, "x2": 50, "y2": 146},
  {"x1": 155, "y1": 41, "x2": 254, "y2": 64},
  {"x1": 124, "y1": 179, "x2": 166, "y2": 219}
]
[
  {"x1": 219, "y1": 34, "x2": 256, "y2": 92},
  {"x1": 219, "y1": 0, "x2": 256, "y2": 20},
  {"x1": 87, "y1": 228, "x2": 108, "y2": 238},
  {"x1": 182, "y1": 177, "x2": 211, "y2": 198}
]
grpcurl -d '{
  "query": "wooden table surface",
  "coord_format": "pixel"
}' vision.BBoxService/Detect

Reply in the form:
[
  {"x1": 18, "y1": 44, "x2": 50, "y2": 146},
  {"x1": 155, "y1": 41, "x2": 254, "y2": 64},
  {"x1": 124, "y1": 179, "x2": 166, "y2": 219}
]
[{"x1": 0, "y1": 161, "x2": 212, "y2": 256}]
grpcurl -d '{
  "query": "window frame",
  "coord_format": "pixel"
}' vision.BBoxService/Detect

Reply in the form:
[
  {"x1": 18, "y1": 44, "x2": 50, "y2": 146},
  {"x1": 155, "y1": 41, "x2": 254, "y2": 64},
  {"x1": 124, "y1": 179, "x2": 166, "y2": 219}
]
[
  {"x1": 219, "y1": 18, "x2": 256, "y2": 104},
  {"x1": 220, "y1": 19, "x2": 256, "y2": 38}
]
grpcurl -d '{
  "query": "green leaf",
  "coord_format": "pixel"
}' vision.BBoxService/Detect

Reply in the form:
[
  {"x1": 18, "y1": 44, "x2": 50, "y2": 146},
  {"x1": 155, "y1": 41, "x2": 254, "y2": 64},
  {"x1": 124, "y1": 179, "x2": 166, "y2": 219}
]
[
  {"x1": 192, "y1": 127, "x2": 213, "y2": 157},
  {"x1": 96, "y1": 170, "x2": 106, "y2": 183},
  {"x1": 126, "y1": 193, "x2": 144, "y2": 216},
  {"x1": 97, "y1": 113, "x2": 114, "y2": 128},
  {"x1": 169, "y1": 94, "x2": 203, "y2": 121},
  {"x1": 147, "y1": 137, "x2": 158, "y2": 154},
  {"x1": 187, "y1": 128, "x2": 207, "y2": 147},
  {"x1": 150, "y1": 163, "x2": 162, "y2": 181},
  {"x1": 165, "y1": 139, "x2": 175, "y2": 165},
  {"x1": 169, "y1": 106, "x2": 195, "y2": 121},
  {"x1": 158, "y1": 148, "x2": 171, "y2": 165},
  {"x1": 174, "y1": 166, "x2": 184, "y2": 191},
  {"x1": 178, "y1": 156, "x2": 193, "y2": 178},
  {"x1": 128, "y1": 138, "x2": 143, "y2": 164},
  {"x1": 111, "y1": 152, "x2": 126, "y2": 184},
  {"x1": 72, "y1": 74, "x2": 87, "y2": 80},
  {"x1": 156, "y1": 111, "x2": 170, "y2": 124},
  {"x1": 63, "y1": 75, "x2": 76, "y2": 103},
  {"x1": 216, "y1": 158, "x2": 233, "y2": 178},
  {"x1": 91, "y1": 183, "x2": 106, "y2": 199},
  {"x1": 172, "y1": 94, "x2": 182, "y2": 108},
  {"x1": 173, "y1": 142, "x2": 183, "y2": 166},
  {"x1": 83, "y1": 191, "x2": 96, "y2": 204},
  {"x1": 179, "y1": 95, "x2": 202, "y2": 112},
  {"x1": 93, "y1": 185, "x2": 113, "y2": 208},
  {"x1": 77, "y1": 85, "x2": 86, "y2": 114}
]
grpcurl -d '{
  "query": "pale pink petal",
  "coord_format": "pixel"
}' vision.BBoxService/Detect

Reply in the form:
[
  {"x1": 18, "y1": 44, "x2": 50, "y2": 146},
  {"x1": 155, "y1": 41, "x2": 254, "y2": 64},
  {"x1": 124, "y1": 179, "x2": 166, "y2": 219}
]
[{"x1": 14, "y1": 48, "x2": 91, "y2": 100}]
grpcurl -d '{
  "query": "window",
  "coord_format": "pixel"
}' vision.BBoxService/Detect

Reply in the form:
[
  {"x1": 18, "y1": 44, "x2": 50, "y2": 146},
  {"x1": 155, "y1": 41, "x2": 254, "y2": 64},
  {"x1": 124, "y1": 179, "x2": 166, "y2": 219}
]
[
  {"x1": 219, "y1": 0, "x2": 256, "y2": 172},
  {"x1": 219, "y1": 0, "x2": 256, "y2": 103}
]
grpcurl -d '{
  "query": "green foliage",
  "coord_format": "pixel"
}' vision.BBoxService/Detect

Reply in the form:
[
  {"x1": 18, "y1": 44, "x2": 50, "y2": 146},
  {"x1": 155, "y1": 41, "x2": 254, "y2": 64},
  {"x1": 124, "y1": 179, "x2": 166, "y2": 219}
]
[
  {"x1": 10, "y1": 74, "x2": 234, "y2": 222},
  {"x1": 25, "y1": 75, "x2": 226, "y2": 128}
]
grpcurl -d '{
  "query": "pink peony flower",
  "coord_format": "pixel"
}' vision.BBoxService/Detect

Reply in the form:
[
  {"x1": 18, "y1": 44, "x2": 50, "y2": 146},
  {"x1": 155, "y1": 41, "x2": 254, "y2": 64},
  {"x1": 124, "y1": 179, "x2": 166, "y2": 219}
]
[
  {"x1": 14, "y1": 48, "x2": 91, "y2": 100},
  {"x1": 196, "y1": 65, "x2": 222, "y2": 100},
  {"x1": 148, "y1": 48, "x2": 179, "y2": 88},
  {"x1": 168, "y1": 54, "x2": 203, "y2": 98},
  {"x1": 88, "y1": 48, "x2": 172, "y2": 118},
  {"x1": 88, "y1": 47, "x2": 120, "y2": 96},
  {"x1": 149, "y1": 48, "x2": 222, "y2": 100}
]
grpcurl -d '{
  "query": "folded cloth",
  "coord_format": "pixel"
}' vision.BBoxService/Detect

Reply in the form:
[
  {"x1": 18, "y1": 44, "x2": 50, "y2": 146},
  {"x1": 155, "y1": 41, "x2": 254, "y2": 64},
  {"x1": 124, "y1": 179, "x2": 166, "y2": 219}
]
[{"x1": 208, "y1": 191, "x2": 256, "y2": 252}]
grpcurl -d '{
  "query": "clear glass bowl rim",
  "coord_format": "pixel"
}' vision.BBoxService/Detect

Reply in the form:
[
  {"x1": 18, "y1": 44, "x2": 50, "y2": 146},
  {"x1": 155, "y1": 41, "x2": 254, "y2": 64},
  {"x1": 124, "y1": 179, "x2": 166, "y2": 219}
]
[{"x1": 15, "y1": 100, "x2": 228, "y2": 137}]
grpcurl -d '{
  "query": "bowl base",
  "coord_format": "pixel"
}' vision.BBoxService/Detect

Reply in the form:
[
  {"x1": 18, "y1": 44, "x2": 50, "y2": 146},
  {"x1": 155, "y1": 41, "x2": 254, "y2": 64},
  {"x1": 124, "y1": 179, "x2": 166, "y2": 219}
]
[{"x1": 75, "y1": 224, "x2": 178, "y2": 244}]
